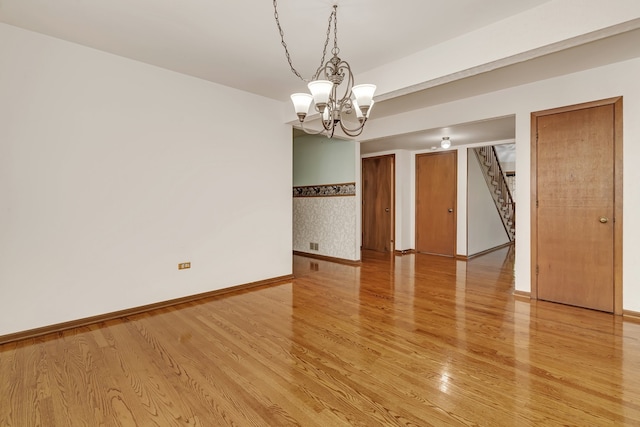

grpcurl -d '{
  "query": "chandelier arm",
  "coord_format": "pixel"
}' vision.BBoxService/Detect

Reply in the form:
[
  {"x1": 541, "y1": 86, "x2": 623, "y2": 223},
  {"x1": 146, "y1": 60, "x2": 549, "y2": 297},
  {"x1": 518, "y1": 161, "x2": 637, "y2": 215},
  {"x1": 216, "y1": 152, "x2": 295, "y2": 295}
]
[
  {"x1": 302, "y1": 122, "x2": 335, "y2": 138},
  {"x1": 299, "y1": 121, "x2": 331, "y2": 136},
  {"x1": 320, "y1": 103, "x2": 336, "y2": 132},
  {"x1": 334, "y1": 94, "x2": 366, "y2": 137},
  {"x1": 298, "y1": 105, "x2": 335, "y2": 136},
  {"x1": 273, "y1": 0, "x2": 335, "y2": 82},
  {"x1": 338, "y1": 119, "x2": 366, "y2": 138},
  {"x1": 338, "y1": 63, "x2": 354, "y2": 106}
]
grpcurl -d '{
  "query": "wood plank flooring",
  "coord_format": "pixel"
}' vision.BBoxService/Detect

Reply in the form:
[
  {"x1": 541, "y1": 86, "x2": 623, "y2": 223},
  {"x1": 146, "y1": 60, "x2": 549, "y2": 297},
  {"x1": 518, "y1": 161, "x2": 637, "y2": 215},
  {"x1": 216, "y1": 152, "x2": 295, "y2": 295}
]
[{"x1": 2, "y1": 247, "x2": 640, "y2": 426}]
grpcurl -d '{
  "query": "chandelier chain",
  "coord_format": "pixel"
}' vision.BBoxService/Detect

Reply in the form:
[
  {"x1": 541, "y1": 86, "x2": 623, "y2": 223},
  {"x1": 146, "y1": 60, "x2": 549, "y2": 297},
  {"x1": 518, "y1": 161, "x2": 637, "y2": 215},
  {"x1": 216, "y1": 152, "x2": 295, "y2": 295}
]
[
  {"x1": 273, "y1": 0, "x2": 336, "y2": 82},
  {"x1": 332, "y1": 5, "x2": 339, "y2": 56}
]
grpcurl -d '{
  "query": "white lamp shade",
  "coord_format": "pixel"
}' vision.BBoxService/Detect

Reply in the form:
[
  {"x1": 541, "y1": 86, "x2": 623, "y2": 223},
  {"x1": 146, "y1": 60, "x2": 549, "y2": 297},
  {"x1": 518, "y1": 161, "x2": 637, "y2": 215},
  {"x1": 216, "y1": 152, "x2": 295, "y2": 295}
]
[
  {"x1": 307, "y1": 80, "x2": 333, "y2": 105},
  {"x1": 351, "y1": 84, "x2": 376, "y2": 107},
  {"x1": 441, "y1": 137, "x2": 451, "y2": 149},
  {"x1": 290, "y1": 93, "x2": 313, "y2": 115},
  {"x1": 353, "y1": 99, "x2": 374, "y2": 119}
]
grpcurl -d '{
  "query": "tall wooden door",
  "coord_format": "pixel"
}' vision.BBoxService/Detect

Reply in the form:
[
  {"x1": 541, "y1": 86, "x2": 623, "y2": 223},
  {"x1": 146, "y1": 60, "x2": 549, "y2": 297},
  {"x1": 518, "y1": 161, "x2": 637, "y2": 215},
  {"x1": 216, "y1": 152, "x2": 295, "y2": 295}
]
[
  {"x1": 416, "y1": 151, "x2": 457, "y2": 256},
  {"x1": 533, "y1": 98, "x2": 622, "y2": 313},
  {"x1": 362, "y1": 155, "x2": 394, "y2": 252}
]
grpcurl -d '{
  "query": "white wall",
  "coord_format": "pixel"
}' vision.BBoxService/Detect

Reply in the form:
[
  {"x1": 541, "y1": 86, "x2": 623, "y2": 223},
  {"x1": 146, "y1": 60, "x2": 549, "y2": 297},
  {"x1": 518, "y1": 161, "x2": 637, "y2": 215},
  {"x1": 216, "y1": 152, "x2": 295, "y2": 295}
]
[
  {"x1": 456, "y1": 148, "x2": 467, "y2": 256},
  {"x1": 395, "y1": 151, "x2": 412, "y2": 251},
  {"x1": 354, "y1": 142, "x2": 362, "y2": 256},
  {"x1": 0, "y1": 24, "x2": 292, "y2": 336},
  {"x1": 467, "y1": 151, "x2": 510, "y2": 255}
]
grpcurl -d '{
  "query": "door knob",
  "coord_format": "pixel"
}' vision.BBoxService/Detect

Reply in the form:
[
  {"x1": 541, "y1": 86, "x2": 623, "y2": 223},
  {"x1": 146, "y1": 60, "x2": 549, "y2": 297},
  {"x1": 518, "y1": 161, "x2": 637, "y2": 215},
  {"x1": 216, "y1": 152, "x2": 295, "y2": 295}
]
[
  {"x1": 385, "y1": 208, "x2": 390, "y2": 212},
  {"x1": 448, "y1": 208, "x2": 453, "y2": 213},
  {"x1": 599, "y1": 217, "x2": 608, "y2": 223}
]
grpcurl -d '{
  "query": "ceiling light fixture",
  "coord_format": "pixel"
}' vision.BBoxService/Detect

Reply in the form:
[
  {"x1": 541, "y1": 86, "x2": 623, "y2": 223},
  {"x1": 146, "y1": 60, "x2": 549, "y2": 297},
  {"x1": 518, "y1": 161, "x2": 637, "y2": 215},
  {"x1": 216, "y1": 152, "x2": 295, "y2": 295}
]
[
  {"x1": 441, "y1": 137, "x2": 451, "y2": 149},
  {"x1": 273, "y1": 1, "x2": 376, "y2": 138}
]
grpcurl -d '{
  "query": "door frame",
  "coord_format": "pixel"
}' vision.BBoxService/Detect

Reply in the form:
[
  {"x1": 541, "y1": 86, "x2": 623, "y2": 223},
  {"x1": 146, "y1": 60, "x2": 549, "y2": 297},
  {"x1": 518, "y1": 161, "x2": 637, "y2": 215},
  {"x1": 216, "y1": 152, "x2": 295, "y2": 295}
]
[
  {"x1": 530, "y1": 97, "x2": 623, "y2": 314},
  {"x1": 361, "y1": 154, "x2": 395, "y2": 252},
  {"x1": 415, "y1": 151, "x2": 457, "y2": 257}
]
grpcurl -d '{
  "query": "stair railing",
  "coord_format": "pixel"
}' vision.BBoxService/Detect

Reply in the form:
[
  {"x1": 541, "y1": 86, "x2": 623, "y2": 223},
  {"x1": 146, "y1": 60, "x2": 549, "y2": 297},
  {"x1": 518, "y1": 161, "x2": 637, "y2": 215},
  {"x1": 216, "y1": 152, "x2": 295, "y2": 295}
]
[{"x1": 473, "y1": 146, "x2": 516, "y2": 241}]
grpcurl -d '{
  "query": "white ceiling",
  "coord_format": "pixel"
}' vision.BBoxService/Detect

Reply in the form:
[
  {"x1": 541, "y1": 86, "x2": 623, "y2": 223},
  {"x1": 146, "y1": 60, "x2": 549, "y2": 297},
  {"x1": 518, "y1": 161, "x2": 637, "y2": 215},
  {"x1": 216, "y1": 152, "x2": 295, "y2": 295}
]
[
  {"x1": 2, "y1": 0, "x2": 639, "y2": 152},
  {"x1": 0, "y1": 0, "x2": 551, "y2": 101},
  {"x1": 361, "y1": 116, "x2": 515, "y2": 154}
]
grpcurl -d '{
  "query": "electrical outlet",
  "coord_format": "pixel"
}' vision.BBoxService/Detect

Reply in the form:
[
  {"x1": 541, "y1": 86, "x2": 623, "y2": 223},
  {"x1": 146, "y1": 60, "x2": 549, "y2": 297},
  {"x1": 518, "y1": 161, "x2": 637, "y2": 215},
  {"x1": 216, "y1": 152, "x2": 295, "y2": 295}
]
[{"x1": 178, "y1": 262, "x2": 191, "y2": 270}]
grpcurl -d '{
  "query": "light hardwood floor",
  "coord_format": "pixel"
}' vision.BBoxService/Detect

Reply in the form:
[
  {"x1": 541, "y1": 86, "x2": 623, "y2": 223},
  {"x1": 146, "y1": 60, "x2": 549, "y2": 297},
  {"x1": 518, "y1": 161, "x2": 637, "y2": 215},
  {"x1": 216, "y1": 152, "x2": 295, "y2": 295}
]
[{"x1": 1, "y1": 247, "x2": 639, "y2": 426}]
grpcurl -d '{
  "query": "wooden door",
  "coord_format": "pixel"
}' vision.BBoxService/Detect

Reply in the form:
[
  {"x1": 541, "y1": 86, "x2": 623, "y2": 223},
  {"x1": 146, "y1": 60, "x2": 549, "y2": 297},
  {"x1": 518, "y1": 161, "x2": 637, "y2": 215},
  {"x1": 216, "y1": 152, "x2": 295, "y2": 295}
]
[
  {"x1": 362, "y1": 155, "x2": 394, "y2": 252},
  {"x1": 416, "y1": 151, "x2": 457, "y2": 256},
  {"x1": 532, "y1": 98, "x2": 622, "y2": 313}
]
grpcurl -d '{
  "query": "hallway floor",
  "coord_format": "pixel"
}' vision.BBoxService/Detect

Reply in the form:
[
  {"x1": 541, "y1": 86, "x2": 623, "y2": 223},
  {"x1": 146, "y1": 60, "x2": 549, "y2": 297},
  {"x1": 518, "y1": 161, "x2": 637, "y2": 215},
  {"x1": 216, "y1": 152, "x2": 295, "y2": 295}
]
[{"x1": 1, "y1": 247, "x2": 639, "y2": 426}]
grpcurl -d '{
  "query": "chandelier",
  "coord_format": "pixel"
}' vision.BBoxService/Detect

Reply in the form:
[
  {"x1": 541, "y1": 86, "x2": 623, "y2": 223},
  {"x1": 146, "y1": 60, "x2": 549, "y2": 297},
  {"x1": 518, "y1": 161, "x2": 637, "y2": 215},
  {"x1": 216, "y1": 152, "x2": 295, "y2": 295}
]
[{"x1": 273, "y1": 1, "x2": 376, "y2": 138}]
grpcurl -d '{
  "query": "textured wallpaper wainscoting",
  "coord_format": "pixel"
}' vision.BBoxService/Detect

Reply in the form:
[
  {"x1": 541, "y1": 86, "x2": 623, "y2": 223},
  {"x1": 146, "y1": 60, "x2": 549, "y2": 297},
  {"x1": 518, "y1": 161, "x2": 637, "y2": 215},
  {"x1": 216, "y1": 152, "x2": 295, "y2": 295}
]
[{"x1": 293, "y1": 184, "x2": 358, "y2": 261}]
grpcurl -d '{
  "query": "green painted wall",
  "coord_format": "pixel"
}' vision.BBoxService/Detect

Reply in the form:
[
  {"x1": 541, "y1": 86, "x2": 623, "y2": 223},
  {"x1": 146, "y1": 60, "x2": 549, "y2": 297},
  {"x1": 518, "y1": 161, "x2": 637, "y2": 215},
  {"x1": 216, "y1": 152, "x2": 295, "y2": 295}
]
[{"x1": 293, "y1": 135, "x2": 355, "y2": 186}]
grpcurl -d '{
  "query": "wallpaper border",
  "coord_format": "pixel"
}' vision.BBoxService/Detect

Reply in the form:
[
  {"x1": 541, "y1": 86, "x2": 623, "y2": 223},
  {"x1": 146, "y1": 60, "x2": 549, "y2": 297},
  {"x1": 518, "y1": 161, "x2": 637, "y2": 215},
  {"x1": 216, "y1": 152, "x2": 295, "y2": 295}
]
[{"x1": 293, "y1": 182, "x2": 356, "y2": 197}]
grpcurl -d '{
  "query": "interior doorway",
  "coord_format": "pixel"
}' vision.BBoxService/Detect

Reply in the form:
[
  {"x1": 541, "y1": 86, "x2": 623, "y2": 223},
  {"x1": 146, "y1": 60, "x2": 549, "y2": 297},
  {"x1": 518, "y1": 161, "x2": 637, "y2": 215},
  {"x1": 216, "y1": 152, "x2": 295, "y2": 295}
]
[
  {"x1": 362, "y1": 155, "x2": 395, "y2": 252},
  {"x1": 531, "y1": 97, "x2": 622, "y2": 314}
]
